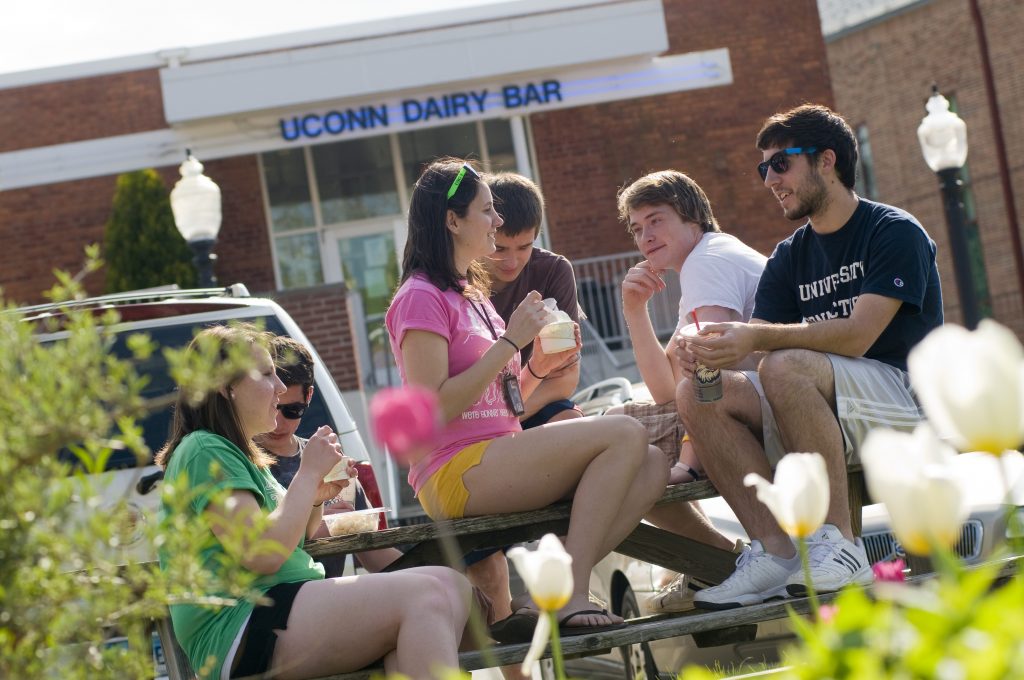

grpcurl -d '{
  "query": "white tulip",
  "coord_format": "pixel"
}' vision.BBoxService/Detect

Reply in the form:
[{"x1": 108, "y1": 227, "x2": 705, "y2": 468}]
[
  {"x1": 744, "y1": 452, "x2": 829, "y2": 539},
  {"x1": 507, "y1": 534, "x2": 574, "y2": 676},
  {"x1": 861, "y1": 425, "x2": 968, "y2": 555},
  {"x1": 909, "y1": 320, "x2": 1024, "y2": 455}
]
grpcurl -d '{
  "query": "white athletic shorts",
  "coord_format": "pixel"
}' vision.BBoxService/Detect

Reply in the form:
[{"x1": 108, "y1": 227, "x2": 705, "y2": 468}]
[{"x1": 743, "y1": 353, "x2": 923, "y2": 466}]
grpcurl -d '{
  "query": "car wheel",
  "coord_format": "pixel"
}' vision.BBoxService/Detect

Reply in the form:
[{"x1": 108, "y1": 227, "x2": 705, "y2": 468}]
[{"x1": 619, "y1": 587, "x2": 660, "y2": 680}]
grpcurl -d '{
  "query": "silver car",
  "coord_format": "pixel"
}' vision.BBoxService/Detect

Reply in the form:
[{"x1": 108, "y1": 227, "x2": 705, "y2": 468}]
[{"x1": 566, "y1": 382, "x2": 1020, "y2": 679}]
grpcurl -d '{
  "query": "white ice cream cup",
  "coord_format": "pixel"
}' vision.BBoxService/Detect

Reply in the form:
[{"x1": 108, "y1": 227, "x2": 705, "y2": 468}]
[
  {"x1": 323, "y1": 508, "x2": 387, "y2": 536},
  {"x1": 539, "y1": 321, "x2": 576, "y2": 353},
  {"x1": 323, "y1": 461, "x2": 352, "y2": 483}
]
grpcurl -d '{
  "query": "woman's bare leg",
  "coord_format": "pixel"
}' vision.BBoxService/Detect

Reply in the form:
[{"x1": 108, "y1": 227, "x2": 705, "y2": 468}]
[
  {"x1": 270, "y1": 568, "x2": 471, "y2": 680},
  {"x1": 462, "y1": 415, "x2": 665, "y2": 626}
]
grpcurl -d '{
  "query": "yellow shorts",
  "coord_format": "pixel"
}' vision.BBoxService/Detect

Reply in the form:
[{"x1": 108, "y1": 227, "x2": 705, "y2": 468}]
[{"x1": 417, "y1": 440, "x2": 493, "y2": 520}]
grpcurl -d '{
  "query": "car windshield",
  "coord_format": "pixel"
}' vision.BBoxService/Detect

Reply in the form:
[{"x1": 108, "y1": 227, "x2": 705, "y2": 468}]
[{"x1": 56, "y1": 316, "x2": 337, "y2": 471}]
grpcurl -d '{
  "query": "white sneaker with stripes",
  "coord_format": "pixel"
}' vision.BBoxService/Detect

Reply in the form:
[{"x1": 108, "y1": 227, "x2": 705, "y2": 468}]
[
  {"x1": 693, "y1": 540, "x2": 799, "y2": 610},
  {"x1": 786, "y1": 524, "x2": 874, "y2": 595}
]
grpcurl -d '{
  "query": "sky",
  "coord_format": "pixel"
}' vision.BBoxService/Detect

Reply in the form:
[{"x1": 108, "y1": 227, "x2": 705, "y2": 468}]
[{"x1": 1, "y1": 0, "x2": 510, "y2": 76}]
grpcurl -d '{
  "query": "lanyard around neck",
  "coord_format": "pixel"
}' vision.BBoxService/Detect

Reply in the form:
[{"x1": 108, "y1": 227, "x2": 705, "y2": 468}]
[{"x1": 468, "y1": 298, "x2": 500, "y2": 341}]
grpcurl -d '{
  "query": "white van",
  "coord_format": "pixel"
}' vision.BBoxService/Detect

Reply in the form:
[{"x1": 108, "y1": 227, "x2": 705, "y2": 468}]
[{"x1": 24, "y1": 284, "x2": 385, "y2": 564}]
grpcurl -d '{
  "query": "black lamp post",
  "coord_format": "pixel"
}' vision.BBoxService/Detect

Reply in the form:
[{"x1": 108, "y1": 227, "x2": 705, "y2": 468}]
[
  {"x1": 917, "y1": 86, "x2": 979, "y2": 329},
  {"x1": 170, "y1": 151, "x2": 222, "y2": 287}
]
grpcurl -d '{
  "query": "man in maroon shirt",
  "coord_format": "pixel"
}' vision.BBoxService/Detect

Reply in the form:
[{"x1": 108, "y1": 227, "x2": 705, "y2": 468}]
[{"x1": 485, "y1": 172, "x2": 584, "y2": 428}]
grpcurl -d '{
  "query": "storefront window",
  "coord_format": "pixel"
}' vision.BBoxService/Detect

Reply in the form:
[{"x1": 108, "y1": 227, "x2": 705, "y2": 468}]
[
  {"x1": 313, "y1": 136, "x2": 400, "y2": 224},
  {"x1": 275, "y1": 232, "x2": 323, "y2": 289},
  {"x1": 399, "y1": 122, "x2": 480, "y2": 190},
  {"x1": 484, "y1": 118, "x2": 518, "y2": 172},
  {"x1": 262, "y1": 119, "x2": 527, "y2": 292},
  {"x1": 262, "y1": 148, "x2": 315, "y2": 232},
  {"x1": 855, "y1": 124, "x2": 878, "y2": 201}
]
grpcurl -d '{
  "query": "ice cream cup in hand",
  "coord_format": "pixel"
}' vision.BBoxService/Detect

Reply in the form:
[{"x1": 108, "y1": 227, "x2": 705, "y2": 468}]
[
  {"x1": 539, "y1": 320, "x2": 576, "y2": 353},
  {"x1": 323, "y1": 460, "x2": 352, "y2": 483}
]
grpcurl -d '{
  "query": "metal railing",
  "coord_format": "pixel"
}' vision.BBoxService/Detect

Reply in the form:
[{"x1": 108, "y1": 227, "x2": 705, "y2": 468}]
[
  {"x1": 572, "y1": 251, "x2": 680, "y2": 350},
  {"x1": 352, "y1": 250, "x2": 682, "y2": 388}
]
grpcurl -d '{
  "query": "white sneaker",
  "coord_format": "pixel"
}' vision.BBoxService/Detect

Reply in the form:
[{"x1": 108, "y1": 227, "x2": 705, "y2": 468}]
[
  {"x1": 647, "y1": 573, "x2": 696, "y2": 613},
  {"x1": 693, "y1": 541, "x2": 799, "y2": 610},
  {"x1": 786, "y1": 524, "x2": 874, "y2": 596}
]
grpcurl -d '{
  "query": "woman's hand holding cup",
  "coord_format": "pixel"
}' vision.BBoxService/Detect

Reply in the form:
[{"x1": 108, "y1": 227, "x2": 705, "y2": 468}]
[
  {"x1": 529, "y1": 322, "x2": 581, "y2": 377},
  {"x1": 504, "y1": 290, "x2": 548, "y2": 349},
  {"x1": 303, "y1": 425, "x2": 357, "y2": 501}
]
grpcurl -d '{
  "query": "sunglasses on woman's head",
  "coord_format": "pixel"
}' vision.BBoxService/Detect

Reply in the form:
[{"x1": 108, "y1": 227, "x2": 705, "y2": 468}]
[
  {"x1": 757, "y1": 147, "x2": 818, "y2": 181},
  {"x1": 277, "y1": 402, "x2": 308, "y2": 420}
]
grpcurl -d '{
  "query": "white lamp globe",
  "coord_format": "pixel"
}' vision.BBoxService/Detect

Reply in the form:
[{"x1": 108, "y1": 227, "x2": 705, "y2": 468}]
[
  {"x1": 170, "y1": 154, "x2": 222, "y2": 242},
  {"x1": 917, "y1": 89, "x2": 968, "y2": 173}
]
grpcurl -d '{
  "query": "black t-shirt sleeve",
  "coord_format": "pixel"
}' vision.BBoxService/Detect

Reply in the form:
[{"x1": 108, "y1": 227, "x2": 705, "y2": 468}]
[
  {"x1": 860, "y1": 217, "x2": 934, "y2": 314},
  {"x1": 753, "y1": 242, "x2": 801, "y2": 323}
]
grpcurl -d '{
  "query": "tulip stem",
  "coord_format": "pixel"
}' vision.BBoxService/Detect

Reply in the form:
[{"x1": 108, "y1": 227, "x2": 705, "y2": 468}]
[
  {"x1": 797, "y1": 537, "x2": 821, "y2": 620},
  {"x1": 928, "y1": 540, "x2": 962, "y2": 582},
  {"x1": 546, "y1": 610, "x2": 567, "y2": 680},
  {"x1": 997, "y1": 451, "x2": 1024, "y2": 557}
]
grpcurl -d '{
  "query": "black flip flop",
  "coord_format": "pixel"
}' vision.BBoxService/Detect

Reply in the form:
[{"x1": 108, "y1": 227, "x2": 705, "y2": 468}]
[
  {"x1": 489, "y1": 608, "x2": 540, "y2": 644},
  {"x1": 558, "y1": 608, "x2": 627, "y2": 637}
]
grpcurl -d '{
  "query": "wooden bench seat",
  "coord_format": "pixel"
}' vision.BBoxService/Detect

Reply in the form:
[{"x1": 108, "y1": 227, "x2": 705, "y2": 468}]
[
  {"x1": 156, "y1": 467, "x2": 870, "y2": 679},
  {"x1": 155, "y1": 587, "x2": 829, "y2": 680}
]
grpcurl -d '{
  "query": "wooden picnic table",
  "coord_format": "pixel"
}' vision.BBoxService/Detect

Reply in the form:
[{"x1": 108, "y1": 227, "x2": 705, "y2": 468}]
[
  {"x1": 305, "y1": 468, "x2": 867, "y2": 586},
  {"x1": 305, "y1": 478, "x2": 740, "y2": 585}
]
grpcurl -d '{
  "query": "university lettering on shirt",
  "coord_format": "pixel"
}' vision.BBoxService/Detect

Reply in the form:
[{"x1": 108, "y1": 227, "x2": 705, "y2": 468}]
[{"x1": 798, "y1": 261, "x2": 866, "y2": 321}]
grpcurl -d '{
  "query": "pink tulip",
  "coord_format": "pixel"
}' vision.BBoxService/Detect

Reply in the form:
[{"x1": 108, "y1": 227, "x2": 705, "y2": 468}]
[
  {"x1": 369, "y1": 385, "x2": 442, "y2": 463},
  {"x1": 872, "y1": 559, "x2": 907, "y2": 583}
]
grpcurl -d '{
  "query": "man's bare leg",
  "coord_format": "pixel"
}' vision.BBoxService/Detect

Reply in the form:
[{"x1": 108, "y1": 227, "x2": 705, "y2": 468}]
[
  {"x1": 465, "y1": 551, "x2": 512, "y2": 623},
  {"x1": 677, "y1": 371, "x2": 795, "y2": 559},
  {"x1": 758, "y1": 349, "x2": 852, "y2": 539}
]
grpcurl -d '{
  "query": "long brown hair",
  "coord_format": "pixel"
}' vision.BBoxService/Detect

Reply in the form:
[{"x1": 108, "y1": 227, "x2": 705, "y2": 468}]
[
  {"x1": 400, "y1": 157, "x2": 491, "y2": 298},
  {"x1": 155, "y1": 324, "x2": 275, "y2": 469}
]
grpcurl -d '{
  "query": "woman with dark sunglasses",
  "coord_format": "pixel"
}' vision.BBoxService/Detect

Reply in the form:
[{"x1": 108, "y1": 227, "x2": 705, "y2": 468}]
[
  {"x1": 156, "y1": 324, "x2": 471, "y2": 680},
  {"x1": 385, "y1": 157, "x2": 668, "y2": 639},
  {"x1": 255, "y1": 335, "x2": 401, "y2": 576}
]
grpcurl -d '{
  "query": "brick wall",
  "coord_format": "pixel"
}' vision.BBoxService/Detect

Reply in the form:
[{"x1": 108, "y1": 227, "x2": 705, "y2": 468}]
[
  {"x1": 0, "y1": 154, "x2": 273, "y2": 306},
  {"x1": 0, "y1": 70, "x2": 166, "y2": 153},
  {"x1": 0, "y1": 174, "x2": 119, "y2": 305},
  {"x1": 269, "y1": 283, "x2": 362, "y2": 391},
  {"x1": 825, "y1": 0, "x2": 1024, "y2": 336},
  {"x1": 534, "y1": 0, "x2": 834, "y2": 262},
  {"x1": 202, "y1": 155, "x2": 276, "y2": 293}
]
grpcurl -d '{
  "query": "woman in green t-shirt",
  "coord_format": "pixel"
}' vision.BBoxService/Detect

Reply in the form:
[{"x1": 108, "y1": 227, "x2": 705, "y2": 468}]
[{"x1": 157, "y1": 324, "x2": 470, "y2": 680}]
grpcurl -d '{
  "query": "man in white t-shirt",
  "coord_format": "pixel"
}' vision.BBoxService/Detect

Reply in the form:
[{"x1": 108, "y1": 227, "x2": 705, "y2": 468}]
[{"x1": 611, "y1": 170, "x2": 766, "y2": 611}]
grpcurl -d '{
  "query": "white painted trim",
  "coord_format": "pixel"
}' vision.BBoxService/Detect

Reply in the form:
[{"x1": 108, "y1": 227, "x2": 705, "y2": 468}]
[
  {"x1": 0, "y1": 49, "x2": 732, "y2": 192},
  {"x1": 510, "y1": 115, "x2": 532, "y2": 180},
  {"x1": 159, "y1": 0, "x2": 667, "y2": 123},
  {"x1": 0, "y1": 0, "x2": 627, "y2": 90}
]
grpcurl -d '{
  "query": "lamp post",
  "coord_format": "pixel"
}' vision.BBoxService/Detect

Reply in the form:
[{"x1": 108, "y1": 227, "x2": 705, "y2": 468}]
[
  {"x1": 170, "y1": 151, "x2": 222, "y2": 287},
  {"x1": 917, "y1": 86, "x2": 979, "y2": 329}
]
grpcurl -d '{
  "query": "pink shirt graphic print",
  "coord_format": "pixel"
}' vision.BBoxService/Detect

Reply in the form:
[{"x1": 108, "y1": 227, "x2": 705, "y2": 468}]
[{"x1": 386, "y1": 275, "x2": 521, "y2": 491}]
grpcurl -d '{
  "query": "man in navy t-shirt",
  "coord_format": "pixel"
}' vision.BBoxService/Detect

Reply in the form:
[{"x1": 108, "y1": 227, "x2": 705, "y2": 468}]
[{"x1": 678, "y1": 104, "x2": 943, "y2": 610}]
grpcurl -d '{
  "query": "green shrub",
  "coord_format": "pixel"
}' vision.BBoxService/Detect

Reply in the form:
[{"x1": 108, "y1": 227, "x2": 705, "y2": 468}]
[
  {"x1": 103, "y1": 169, "x2": 196, "y2": 293},
  {"x1": 0, "y1": 252, "x2": 257, "y2": 678}
]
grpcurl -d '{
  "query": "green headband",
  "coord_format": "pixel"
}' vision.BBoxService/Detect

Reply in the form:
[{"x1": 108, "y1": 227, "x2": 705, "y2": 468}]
[{"x1": 446, "y1": 163, "x2": 477, "y2": 200}]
